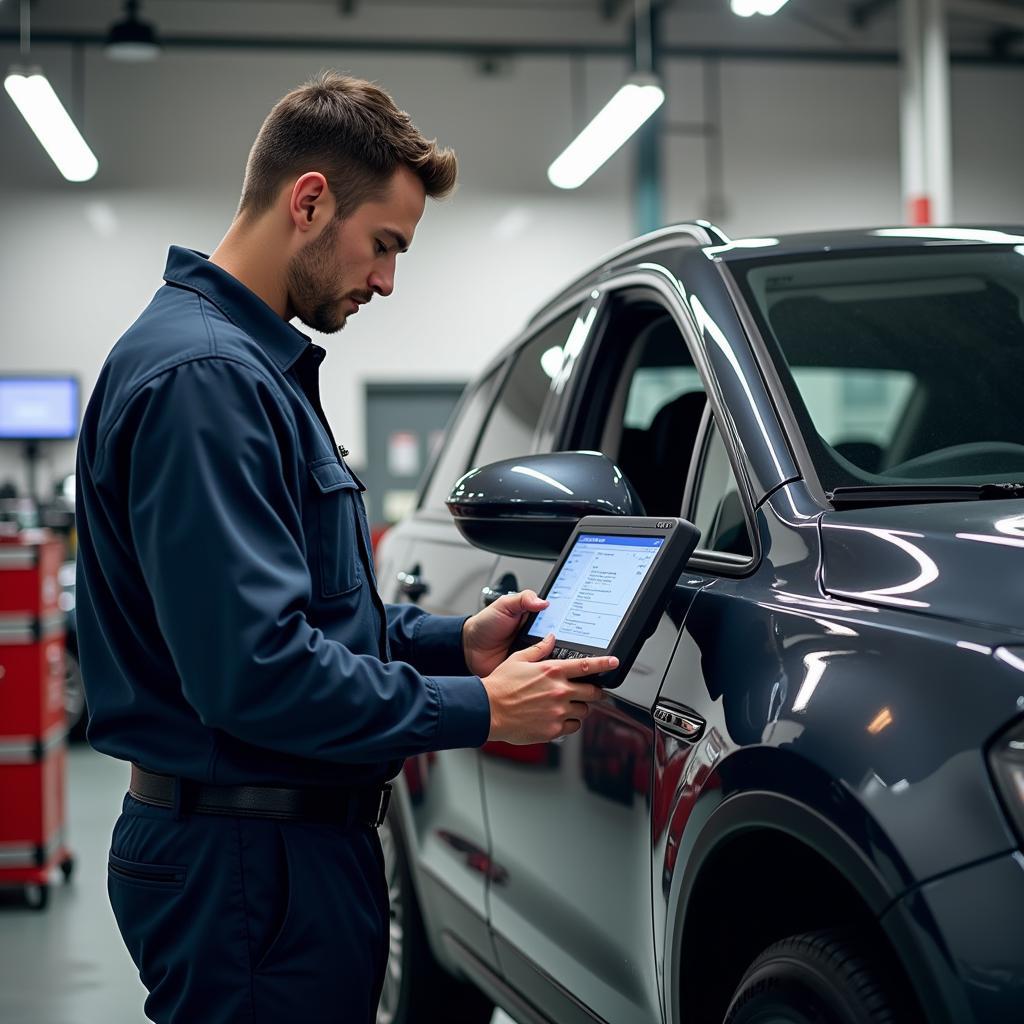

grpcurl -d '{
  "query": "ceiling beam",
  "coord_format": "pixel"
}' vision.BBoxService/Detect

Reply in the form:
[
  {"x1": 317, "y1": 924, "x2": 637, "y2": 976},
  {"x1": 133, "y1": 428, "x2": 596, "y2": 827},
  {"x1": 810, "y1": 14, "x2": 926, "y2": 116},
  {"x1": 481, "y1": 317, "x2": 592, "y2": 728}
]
[{"x1": 2, "y1": 29, "x2": 1024, "y2": 67}]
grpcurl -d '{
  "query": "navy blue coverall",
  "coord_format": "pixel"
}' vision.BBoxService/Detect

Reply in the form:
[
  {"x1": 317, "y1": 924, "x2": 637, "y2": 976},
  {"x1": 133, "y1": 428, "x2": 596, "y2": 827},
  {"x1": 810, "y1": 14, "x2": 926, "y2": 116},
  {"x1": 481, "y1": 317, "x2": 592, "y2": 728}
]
[{"x1": 75, "y1": 247, "x2": 492, "y2": 1023}]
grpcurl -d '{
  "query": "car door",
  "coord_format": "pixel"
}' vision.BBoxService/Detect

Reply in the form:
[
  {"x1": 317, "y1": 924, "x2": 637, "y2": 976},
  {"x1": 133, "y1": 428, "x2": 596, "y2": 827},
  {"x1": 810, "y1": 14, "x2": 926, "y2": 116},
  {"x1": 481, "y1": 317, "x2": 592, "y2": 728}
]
[
  {"x1": 381, "y1": 303, "x2": 589, "y2": 967},
  {"x1": 480, "y1": 285, "x2": 715, "y2": 1024},
  {"x1": 647, "y1": 410, "x2": 761, "y2": 1022}
]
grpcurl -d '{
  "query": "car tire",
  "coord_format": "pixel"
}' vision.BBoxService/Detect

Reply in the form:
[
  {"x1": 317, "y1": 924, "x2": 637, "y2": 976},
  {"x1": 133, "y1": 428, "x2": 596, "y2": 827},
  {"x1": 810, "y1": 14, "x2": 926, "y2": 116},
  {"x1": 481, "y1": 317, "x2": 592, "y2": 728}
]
[
  {"x1": 723, "y1": 929, "x2": 901, "y2": 1024},
  {"x1": 378, "y1": 814, "x2": 493, "y2": 1024}
]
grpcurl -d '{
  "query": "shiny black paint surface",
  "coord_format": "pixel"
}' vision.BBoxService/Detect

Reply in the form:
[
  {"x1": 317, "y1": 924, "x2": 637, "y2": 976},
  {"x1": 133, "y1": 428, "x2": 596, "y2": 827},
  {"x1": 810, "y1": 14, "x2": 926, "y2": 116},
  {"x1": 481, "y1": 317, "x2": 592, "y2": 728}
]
[
  {"x1": 383, "y1": 224, "x2": 1024, "y2": 1024},
  {"x1": 447, "y1": 451, "x2": 641, "y2": 558}
]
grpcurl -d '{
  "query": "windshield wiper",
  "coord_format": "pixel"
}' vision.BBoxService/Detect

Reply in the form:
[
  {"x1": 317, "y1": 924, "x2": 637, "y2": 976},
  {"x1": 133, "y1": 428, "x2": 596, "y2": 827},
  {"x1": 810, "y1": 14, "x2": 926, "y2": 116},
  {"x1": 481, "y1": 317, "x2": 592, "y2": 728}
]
[{"x1": 827, "y1": 482, "x2": 1024, "y2": 510}]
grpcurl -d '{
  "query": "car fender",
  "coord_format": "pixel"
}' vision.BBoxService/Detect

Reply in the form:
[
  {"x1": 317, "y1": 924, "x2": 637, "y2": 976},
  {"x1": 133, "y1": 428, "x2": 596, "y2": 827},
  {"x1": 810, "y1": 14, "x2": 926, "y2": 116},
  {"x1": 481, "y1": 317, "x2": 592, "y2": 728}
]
[{"x1": 659, "y1": 747, "x2": 962, "y2": 1024}]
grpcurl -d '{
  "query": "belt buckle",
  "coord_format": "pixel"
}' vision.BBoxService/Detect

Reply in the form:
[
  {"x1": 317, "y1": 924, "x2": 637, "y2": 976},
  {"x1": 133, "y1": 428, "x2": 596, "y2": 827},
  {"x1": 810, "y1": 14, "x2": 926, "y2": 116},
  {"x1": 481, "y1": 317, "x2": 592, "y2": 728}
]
[{"x1": 373, "y1": 783, "x2": 392, "y2": 829}]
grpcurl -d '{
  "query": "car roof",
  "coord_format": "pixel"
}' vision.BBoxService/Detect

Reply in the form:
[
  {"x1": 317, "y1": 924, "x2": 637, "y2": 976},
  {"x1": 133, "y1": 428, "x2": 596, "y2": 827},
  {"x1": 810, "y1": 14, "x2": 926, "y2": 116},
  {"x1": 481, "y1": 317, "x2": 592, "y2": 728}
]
[
  {"x1": 704, "y1": 224, "x2": 1024, "y2": 262},
  {"x1": 523, "y1": 222, "x2": 1024, "y2": 330}
]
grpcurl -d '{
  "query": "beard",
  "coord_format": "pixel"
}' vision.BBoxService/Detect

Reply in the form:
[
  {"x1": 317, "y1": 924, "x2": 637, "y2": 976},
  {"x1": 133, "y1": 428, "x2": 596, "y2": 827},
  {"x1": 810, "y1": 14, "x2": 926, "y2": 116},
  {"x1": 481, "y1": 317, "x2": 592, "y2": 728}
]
[{"x1": 286, "y1": 222, "x2": 348, "y2": 335}]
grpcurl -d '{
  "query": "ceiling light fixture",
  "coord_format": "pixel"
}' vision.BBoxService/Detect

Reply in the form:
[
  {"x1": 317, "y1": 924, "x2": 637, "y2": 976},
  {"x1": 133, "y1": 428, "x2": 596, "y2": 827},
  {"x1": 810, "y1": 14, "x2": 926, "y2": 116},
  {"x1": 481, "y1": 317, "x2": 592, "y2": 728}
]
[
  {"x1": 548, "y1": 76, "x2": 664, "y2": 189},
  {"x1": 5, "y1": 1, "x2": 98, "y2": 182},
  {"x1": 731, "y1": 0, "x2": 791, "y2": 16},
  {"x1": 5, "y1": 72, "x2": 99, "y2": 181},
  {"x1": 105, "y1": 0, "x2": 161, "y2": 62},
  {"x1": 548, "y1": 0, "x2": 664, "y2": 191}
]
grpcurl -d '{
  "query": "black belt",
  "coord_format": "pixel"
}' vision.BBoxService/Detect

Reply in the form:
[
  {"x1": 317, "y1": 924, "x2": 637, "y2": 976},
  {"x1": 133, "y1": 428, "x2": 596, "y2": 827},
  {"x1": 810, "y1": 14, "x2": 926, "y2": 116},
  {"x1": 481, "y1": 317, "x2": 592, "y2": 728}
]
[{"x1": 129, "y1": 764, "x2": 392, "y2": 828}]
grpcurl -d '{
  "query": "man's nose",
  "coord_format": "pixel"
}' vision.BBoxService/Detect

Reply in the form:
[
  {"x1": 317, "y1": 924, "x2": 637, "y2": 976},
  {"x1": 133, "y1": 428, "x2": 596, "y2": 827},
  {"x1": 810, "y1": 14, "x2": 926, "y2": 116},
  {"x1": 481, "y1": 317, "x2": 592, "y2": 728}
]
[{"x1": 368, "y1": 268, "x2": 394, "y2": 297}]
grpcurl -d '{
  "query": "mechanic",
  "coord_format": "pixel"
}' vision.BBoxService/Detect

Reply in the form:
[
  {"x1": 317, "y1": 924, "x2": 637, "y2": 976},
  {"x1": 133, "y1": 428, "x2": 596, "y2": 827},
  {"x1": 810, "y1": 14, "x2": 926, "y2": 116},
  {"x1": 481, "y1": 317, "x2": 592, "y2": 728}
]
[{"x1": 75, "y1": 72, "x2": 615, "y2": 1024}]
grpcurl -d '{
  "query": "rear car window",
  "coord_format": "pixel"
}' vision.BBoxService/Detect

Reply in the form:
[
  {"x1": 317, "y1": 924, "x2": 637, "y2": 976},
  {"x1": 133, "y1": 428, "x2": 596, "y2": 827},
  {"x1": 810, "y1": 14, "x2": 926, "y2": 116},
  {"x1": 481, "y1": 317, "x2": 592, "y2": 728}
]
[{"x1": 471, "y1": 308, "x2": 580, "y2": 470}]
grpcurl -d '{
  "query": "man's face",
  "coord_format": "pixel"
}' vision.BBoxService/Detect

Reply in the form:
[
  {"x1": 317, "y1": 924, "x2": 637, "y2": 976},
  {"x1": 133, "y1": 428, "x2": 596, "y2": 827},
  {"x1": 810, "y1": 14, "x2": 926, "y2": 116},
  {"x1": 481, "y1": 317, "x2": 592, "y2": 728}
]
[{"x1": 286, "y1": 166, "x2": 426, "y2": 335}]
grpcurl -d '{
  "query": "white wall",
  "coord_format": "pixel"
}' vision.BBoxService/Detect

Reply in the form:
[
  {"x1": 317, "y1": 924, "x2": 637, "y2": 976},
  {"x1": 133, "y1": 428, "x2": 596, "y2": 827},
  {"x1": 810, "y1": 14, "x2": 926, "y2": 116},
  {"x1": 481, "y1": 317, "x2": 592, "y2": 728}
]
[{"x1": 1, "y1": 40, "x2": 1022, "y2": 495}]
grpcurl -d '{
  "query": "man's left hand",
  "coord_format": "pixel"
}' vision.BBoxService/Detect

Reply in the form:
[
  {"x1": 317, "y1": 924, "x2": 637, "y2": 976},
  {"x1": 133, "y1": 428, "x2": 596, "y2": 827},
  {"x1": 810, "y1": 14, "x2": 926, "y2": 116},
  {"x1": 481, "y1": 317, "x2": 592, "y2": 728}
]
[{"x1": 462, "y1": 590, "x2": 549, "y2": 678}]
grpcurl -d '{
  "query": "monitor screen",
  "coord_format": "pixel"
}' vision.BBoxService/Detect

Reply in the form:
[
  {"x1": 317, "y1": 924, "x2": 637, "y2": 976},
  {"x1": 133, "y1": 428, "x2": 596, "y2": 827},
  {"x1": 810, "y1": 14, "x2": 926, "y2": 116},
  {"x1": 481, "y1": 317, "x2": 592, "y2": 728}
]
[
  {"x1": 0, "y1": 377, "x2": 79, "y2": 440},
  {"x1": 528, "y1": 534, "x2": 665, "y2": 649}
]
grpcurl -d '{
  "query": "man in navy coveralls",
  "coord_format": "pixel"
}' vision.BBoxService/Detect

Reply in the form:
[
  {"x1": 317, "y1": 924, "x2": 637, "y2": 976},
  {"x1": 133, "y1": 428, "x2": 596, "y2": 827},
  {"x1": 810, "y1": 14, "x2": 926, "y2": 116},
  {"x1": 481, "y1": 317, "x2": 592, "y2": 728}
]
[{"x1": 75, "y1": 72, "x2": 615, "y2": 1023}]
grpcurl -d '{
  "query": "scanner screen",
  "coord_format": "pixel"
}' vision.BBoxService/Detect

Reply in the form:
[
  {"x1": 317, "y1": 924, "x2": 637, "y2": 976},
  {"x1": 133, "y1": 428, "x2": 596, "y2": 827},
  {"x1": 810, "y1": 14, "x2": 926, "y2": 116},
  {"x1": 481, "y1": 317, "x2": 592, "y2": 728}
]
[{"x1": 529, "y1": 535, "x2": 664, "y2": 649}]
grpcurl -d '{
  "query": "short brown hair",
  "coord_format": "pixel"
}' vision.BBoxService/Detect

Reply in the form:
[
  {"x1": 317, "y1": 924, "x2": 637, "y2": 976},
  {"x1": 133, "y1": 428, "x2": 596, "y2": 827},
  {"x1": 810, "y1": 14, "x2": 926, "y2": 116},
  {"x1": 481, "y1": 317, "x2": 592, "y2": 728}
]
[{"x1": 238, "y1": 71, "x2": 457, "y2": 219}]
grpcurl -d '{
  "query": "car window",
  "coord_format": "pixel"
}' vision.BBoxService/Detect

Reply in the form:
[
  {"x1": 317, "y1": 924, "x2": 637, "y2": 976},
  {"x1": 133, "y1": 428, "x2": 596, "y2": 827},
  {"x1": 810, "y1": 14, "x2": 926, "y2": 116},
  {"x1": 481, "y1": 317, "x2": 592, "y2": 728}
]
[
  {"x1": 568, "y1": 299, "x2": 706, "y2": 518},
  {"x1": 471, "y1": 308, "x2": 580, "y2": 469},
  {"x1": 420, "y1": 370, "x2": 500, "y2": 511},
  {"x1": 788, "y1": 368, "x2": 916, "y2": 473},
  {"x1": 623, "y1": 365, "x2": 705, "y2": 430},
  {"x1": 735, "y1": 248, "x2": 1024, "y2": 488},
  {"x1": 692, "y1": 421, "x2": 753, "y2": 559}
]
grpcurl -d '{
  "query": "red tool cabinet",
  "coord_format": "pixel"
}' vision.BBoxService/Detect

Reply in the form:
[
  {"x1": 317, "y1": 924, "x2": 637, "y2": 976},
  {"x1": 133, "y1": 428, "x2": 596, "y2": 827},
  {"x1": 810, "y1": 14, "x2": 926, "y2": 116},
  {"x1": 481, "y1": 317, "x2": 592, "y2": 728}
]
[{"x1": 0, "y1": 530, "x2": 75, "y2": 910}]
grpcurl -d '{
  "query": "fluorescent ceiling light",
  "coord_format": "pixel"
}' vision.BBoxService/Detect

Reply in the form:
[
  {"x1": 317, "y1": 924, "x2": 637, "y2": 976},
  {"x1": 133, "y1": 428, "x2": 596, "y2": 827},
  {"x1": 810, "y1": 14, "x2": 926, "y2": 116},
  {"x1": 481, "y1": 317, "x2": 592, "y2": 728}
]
[
  {"x1": 731, "y1": 0, "x2": 791, "y2": 15},
  {"x1": 548, "y1": 75, "x2": 665, "y2": 190},
  {"x1": 4, "y1": 71, "x2": 98, "y2": 182}
]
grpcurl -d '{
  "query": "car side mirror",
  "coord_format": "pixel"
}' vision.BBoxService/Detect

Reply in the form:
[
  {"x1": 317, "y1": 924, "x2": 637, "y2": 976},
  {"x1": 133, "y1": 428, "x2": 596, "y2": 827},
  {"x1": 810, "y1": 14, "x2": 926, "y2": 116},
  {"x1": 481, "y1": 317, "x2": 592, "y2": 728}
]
[{"x1": 446, "y1": 451, "x2": 643, "y2": 559}]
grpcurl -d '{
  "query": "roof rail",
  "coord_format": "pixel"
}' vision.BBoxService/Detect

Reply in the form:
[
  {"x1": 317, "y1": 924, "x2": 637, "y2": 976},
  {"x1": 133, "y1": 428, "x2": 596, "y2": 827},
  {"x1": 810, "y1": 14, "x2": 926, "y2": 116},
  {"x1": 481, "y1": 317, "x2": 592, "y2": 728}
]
[{"x1": 527, "y1": 220, "x2": 730, "y2": 327}]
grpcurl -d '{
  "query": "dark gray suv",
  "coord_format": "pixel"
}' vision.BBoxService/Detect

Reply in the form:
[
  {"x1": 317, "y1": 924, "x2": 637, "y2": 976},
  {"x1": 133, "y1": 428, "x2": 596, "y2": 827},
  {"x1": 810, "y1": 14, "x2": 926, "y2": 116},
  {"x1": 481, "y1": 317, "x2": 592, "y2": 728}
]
[{"x1": 375, "y1": 223, "x2": 1024, "y2": 1024}]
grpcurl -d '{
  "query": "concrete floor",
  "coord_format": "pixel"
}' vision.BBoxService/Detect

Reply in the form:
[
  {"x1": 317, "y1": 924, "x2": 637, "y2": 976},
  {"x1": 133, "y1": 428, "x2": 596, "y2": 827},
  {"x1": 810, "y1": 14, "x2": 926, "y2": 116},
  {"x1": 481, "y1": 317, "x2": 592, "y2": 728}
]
[{"x1": 0, "y1": 744, "x2": 516, "y2": 1024}]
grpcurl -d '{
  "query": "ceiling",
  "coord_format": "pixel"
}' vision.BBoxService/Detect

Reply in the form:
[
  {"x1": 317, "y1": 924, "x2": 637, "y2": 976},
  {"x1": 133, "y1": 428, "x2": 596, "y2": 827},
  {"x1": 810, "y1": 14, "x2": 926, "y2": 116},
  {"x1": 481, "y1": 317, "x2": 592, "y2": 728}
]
[{"x1": 1, "y1": 0, "x2": 1024, "y2": 63}]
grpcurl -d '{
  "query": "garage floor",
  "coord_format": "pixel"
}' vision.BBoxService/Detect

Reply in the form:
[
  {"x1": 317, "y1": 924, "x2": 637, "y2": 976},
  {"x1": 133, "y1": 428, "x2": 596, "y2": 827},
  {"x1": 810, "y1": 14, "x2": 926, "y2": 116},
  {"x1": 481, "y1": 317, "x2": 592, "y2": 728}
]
[{"x1": 0, "y1": 745, "x2": 515, "y2": 1024}]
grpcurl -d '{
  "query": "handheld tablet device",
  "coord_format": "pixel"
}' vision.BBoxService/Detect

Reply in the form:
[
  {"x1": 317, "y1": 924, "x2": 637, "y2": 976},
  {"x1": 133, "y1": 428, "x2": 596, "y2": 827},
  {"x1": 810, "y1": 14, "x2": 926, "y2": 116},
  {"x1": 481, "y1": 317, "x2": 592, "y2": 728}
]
[{"x1": 512, "y1": 516, "x2": 701, "y2": 688}]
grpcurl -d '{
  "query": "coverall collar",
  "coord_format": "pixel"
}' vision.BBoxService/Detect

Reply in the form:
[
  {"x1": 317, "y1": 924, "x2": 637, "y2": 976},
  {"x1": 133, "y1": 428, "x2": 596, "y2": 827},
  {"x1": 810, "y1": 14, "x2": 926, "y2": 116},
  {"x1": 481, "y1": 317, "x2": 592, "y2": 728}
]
[{"x1": 163, "y1": 245, "x2": 312, "y2": 372}]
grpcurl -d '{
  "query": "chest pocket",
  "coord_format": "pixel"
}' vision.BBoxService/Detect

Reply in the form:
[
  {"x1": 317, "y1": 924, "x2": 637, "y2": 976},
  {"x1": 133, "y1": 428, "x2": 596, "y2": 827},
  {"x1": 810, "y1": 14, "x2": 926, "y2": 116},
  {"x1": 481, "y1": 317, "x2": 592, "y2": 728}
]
[{"x1": 309, "y1": 459, "x2": 364, "y2": 598}]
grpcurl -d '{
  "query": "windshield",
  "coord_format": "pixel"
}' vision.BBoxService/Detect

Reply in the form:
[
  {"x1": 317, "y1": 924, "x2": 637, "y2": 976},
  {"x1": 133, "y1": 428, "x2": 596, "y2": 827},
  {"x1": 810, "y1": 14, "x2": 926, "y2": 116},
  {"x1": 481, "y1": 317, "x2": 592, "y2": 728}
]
[{"x1": 733, "y1": 247, "x2": 1024, "y2": 491}]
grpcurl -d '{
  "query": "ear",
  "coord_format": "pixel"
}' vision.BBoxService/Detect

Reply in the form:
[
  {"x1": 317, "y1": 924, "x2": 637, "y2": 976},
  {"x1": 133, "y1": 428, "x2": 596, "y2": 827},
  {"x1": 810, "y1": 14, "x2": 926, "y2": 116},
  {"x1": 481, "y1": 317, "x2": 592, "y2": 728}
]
[{"x1": 288, "y1": 172, "x2": 333, "y2": 233}]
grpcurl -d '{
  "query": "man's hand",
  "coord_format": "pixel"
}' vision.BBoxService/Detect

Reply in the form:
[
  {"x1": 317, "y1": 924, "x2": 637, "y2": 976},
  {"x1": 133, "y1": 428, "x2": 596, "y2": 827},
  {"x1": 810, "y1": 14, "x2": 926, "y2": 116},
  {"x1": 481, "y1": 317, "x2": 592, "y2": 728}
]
[
  {"x1": 462, "y1": 590, "x2": 548, "y2": 678},
  {"x1": 482, "y1": 633, "x2": 617, "y2": 744}
]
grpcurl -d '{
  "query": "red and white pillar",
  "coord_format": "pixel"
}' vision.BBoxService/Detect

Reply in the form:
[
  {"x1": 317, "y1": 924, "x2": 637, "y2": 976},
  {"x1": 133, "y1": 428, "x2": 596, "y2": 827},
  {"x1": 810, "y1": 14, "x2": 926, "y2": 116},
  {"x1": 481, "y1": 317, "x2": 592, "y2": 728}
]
[{"x1": 900, "y1": 0, "x2": 952, "y2": 225}]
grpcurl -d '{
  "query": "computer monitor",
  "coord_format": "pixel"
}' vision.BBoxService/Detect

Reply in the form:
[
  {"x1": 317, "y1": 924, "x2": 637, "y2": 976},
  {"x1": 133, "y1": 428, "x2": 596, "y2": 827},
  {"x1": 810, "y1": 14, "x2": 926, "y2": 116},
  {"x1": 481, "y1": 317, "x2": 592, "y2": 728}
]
[{"x1": 0, "y1": 376, "x2": 80, "y2": 441}]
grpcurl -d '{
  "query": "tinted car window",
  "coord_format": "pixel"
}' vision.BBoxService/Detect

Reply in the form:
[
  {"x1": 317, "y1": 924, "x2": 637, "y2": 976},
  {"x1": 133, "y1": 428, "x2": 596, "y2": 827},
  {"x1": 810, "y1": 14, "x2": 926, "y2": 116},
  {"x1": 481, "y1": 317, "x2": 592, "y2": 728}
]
[
  {"x1": 471, "y1": 309, "x2": 579, "y2": 469},
  {"x1": 420, "y1": 370, "x2": 500, "y2": 511},
  {"x1": 736, "y1": 248, "x2": 1024, "y2": 488},
  {"x1": 624, "y1": 364, "x2": 705, "y2": 430},
  {"x1": 693, "y1": 421, "x2": 753, "y2": 559},
  {"x1": 569, "y1": 305, "x2": 706, "y2": 518}
]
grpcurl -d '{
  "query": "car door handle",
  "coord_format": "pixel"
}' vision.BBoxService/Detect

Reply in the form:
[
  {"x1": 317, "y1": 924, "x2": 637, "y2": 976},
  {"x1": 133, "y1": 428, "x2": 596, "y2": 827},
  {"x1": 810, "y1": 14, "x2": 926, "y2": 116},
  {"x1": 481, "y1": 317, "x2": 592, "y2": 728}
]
[
  {"x1": 481, "y1": 574, "x2": 519, "y2": 608},
  {"x1": 654, "y1": 701, "x2": 705, "y2": 743},
  {"x1": 397, "y1": 564, "x2": 429, "y2": 601}
]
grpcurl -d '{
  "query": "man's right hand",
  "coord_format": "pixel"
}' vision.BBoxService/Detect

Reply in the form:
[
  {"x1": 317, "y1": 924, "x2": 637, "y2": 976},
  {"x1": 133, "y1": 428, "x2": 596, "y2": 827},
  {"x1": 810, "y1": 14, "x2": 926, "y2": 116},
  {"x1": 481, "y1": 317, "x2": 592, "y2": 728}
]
[{"x1": 481, "y1": 633, "x2": 617, "y2": 745}]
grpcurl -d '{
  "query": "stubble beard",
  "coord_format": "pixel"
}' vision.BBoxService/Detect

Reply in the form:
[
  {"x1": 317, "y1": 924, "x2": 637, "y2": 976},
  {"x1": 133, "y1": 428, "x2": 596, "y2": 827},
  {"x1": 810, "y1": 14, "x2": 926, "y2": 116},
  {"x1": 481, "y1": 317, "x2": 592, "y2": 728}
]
[{"x1": 287, "y1": 222, "x2": 347, "y2": 335}]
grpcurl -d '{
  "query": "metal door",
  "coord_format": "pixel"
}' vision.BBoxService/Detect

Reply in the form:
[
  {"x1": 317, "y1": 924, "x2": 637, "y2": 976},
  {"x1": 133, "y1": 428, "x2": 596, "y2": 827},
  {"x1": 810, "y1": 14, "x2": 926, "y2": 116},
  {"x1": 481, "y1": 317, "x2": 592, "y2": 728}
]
[
  {"x1": 362, "y1": 382, "x2": 466, "y2": 527},
  {"x1": 479, "y1": 287, "x2": 707, "y2": 1023}
]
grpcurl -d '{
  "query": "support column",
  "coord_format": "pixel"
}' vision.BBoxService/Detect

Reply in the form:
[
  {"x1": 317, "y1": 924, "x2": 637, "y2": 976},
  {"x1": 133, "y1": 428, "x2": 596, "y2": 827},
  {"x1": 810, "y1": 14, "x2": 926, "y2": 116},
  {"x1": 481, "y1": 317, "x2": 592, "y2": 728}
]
[
  {"x1": 633, "y1": 0, "x2": 663, "y2": 234},
  {"x1": 900, "y1": 0, "x2": 953, "y2": 225},
  {"x1": 635, "y1": 109, "x2": 662, "y2": 234},
  {"x1": 922, "y1": 0, "x2": 952, "y2": 224}
]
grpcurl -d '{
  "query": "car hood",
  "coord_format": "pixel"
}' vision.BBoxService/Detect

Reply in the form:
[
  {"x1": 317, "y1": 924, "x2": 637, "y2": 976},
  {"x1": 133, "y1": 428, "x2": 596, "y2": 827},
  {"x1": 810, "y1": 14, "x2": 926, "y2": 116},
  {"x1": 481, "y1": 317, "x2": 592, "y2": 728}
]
[{"x1": 819, "y1": 498, "x2": 1024, "y2": 635}]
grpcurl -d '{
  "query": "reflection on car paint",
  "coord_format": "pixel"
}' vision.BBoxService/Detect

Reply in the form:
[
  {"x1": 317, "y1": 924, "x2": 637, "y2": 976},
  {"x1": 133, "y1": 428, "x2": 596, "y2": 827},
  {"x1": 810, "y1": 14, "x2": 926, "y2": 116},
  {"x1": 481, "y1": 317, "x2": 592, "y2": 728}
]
[
  {"x1": 435, "y1": 829, "x2": 509, "y2": 885},
  {"x1": 386, "y1": 226, "x2": 1024, "y2": 1024}
]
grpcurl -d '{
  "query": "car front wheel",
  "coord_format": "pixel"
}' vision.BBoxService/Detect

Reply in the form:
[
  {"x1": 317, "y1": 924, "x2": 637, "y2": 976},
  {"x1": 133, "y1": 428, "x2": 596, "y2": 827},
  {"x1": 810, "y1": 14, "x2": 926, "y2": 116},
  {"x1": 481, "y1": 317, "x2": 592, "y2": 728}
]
[
  {"x1": 724, "y1": 929, "x2": 902, "y2": 1024},
  {"x1": 377, "y1": 814, "x2": 493, "y2": 1024}
]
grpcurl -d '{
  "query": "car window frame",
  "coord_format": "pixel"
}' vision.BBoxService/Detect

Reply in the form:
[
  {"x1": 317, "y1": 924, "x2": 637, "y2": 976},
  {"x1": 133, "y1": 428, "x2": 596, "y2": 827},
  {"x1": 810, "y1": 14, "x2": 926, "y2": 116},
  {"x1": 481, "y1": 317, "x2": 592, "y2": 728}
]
[
  {"x1": 682, "y1": 403, "x2": 759, "y2": 571},
  {"x1": 534, "y1": 292, "x2": 604, "y2": 452},
  {"x1": 466, "y1": 296, "x2": 589, "y2": 473},
  {"x1": 551, "y1": 268, "x2": 762, "y2": 578},
  {"x1": 713, "y1": 258, "x2": 831, "y2": 508}
]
